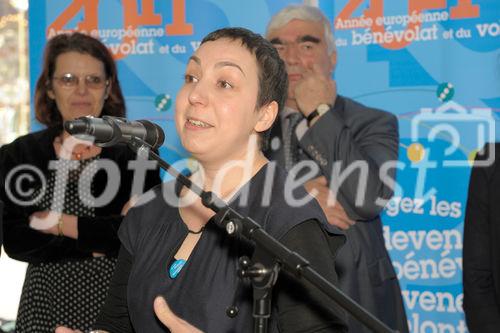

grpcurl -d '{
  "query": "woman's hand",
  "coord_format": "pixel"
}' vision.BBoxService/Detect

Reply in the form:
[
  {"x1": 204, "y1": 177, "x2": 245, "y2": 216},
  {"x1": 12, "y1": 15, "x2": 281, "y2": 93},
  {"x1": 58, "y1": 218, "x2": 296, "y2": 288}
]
[
  {"x1": 154, "y1": 296, "x2": 204, "y2": 333},
  {"x1": 54, "y1": 297, "x2": 202, "y2": 333},
  {"x1": 55, "y1": 327, "x2": 83, "y2": 333},
  {"x1": 29, "y1": 211, "x2": 79, "y2": 238},
  {"x1": 56, "y1": 327, "x2": 109, "y2": 333},
  {"x1": 29, "y1": 211, "x2": 58, "y2": 235}
]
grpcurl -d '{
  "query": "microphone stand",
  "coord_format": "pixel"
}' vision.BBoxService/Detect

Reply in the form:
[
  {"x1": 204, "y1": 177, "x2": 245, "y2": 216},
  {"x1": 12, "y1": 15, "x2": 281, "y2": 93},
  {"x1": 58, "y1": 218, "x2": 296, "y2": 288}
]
[{"x1": 127, "y1": 137, "x2": 397, "y2": 333}]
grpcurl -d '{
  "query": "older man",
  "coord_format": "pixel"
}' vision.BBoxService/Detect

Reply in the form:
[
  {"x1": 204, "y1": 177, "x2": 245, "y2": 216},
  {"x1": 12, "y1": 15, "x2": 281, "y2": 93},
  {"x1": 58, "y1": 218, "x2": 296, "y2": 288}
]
[{"x1": 265, "y1": 5, "x2": 408, "y2": 333}]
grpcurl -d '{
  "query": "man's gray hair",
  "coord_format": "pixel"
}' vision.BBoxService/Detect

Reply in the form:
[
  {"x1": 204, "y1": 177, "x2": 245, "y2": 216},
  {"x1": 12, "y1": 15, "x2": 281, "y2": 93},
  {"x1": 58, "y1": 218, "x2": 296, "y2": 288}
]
[{"x1": 266, "y1": 4, "x2": 336, "y2": 55}]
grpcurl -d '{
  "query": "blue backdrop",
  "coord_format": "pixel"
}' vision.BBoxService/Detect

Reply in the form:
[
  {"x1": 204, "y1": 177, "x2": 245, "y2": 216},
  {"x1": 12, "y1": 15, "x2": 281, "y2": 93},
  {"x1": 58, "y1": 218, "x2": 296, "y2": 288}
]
[{"x1": 28, "y1": 1, "x2": 500, "y2": 331}]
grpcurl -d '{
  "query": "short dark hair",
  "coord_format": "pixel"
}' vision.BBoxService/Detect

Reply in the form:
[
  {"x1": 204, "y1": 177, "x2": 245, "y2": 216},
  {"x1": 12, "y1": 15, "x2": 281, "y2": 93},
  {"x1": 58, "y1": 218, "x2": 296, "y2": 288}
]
[
  {"x1": 201, "y1": 27, "x2": 288, "y2": 147},
  {"x1": 35, "y1": 32, "x2": 126, "y2": 127}
]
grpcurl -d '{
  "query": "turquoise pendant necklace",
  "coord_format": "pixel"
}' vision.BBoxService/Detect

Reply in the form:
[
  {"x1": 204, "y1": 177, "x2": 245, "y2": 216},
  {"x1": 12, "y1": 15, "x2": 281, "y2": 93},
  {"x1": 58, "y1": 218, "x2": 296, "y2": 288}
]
[
  {"x1": 169, "y1": 259, "x2": 187, "y2": 278},
  {"x1": 168, "y1": 226, "x2": 205, "y2": 279}
]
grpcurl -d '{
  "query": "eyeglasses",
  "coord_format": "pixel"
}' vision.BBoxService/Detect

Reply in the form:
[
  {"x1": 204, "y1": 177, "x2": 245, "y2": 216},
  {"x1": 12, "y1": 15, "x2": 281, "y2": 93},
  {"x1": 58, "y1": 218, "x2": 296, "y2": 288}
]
[{"x1": 52, "y1": 73, "x2": 109, "y2": 89}]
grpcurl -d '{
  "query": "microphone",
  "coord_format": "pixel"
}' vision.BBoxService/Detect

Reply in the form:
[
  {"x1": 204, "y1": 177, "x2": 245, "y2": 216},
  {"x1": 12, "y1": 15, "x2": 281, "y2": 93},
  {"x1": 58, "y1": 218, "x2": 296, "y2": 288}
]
[{"x1": 64, "y1": 116, "x2": 165, "y2": 149}]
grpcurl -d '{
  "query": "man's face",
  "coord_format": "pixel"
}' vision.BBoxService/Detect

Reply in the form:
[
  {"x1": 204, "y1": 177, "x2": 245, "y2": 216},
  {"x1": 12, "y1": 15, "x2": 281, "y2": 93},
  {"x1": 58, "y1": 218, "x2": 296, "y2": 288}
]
[{"x1": 268, "y1": 19, "x2": 336, "y2": 106}]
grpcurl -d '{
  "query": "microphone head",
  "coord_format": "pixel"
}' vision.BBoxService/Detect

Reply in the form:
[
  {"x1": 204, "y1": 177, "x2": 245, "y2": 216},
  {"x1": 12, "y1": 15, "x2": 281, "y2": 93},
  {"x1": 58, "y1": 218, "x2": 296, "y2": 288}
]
[
  {"x1": 138, "y1": 120, "x2": 165, "y2": 149},
  {"x1": 64, "y1": 116, "x2": 164, "y2": 149},
  {"x1": 64, "y1": 118, "x2": 88, "y2": 135},
  {"x1": 64, "y1": 116, "x2": 112, "y2": 145}
]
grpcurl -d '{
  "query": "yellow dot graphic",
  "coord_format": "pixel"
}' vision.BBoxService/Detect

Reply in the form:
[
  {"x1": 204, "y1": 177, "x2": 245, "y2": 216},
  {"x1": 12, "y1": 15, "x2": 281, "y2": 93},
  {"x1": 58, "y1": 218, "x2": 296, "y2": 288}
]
[
  {"x1": 407, "y1": 143, "x2": 425, "y2": 163},
  {"x1": 468, "y1": 150, "x2": 478, "y2": 165}
]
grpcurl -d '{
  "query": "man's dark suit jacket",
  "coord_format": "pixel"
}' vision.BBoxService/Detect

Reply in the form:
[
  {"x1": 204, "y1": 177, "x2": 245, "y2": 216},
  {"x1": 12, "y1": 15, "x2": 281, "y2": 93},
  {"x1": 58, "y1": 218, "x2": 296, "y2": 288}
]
[
  {"x1": 264, "y1": 95, "x2": 408, "y2": 333},
  {"x1": 463, "y1": 143, "x2": 500, "y2": 333},
  {"x1": 0, "y1": 200, "x2": 3, "y2": 255}
]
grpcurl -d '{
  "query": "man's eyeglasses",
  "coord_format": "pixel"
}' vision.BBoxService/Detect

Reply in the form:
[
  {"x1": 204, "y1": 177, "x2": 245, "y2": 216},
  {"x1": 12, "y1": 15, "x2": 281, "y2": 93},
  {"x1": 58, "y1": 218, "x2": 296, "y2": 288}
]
[{"x1": 52, "y1": 73, "x2": 109, "y2": 89}]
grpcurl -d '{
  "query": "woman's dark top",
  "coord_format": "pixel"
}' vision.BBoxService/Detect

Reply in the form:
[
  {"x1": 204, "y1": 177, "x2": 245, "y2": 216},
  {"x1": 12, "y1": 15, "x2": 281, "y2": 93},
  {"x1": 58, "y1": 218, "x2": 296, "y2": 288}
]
[{"x1": 95, "y1": 163, "x2": 348, "y2": 332}]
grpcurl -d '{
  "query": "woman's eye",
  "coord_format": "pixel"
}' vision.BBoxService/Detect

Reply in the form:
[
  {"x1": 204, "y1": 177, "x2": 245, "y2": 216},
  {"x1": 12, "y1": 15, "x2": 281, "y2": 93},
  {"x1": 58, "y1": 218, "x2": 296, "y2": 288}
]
[
  {"x1": 217, "y1": 80, "x2": 233, "y2": 89},
  {"x1": 184, "y1": 74, "x2": 198, "y2": 83},
  {"x1": 62, "y1": 76, "x2": 77, "y2": 84}
]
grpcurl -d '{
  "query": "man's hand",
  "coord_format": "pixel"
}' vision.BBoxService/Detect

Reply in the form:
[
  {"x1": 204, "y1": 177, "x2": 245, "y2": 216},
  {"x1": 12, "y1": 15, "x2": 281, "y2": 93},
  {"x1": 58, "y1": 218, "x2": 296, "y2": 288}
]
[
  {"x1": 121, "y1": 195, "x2": 139, "y2": 216},
  {"x1": 154, "y1": 296, "x2": 204, "y2": 333},
  {"x1": 304, "y1": 176, "x2": 355, "y2": 230},
  {"x1": 294, "y1": 64, "x2": 337, "y2": 117}
]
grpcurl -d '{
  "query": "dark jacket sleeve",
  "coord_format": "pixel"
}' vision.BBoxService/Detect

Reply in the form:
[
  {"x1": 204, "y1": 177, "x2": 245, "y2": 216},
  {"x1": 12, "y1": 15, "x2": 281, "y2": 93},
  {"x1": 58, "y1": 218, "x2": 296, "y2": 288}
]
[
  {"x1": 93, "y1": 245, "x2": 135, "y2": 333},
  {"x1": 299, "y1": 97, "x2": 399, "y2": 221},
  {"x1": 463, "y1": 144, "x2": 500, "y2": 332},
  {"x1": 0, "y1": 134, "x2": 85, "y2": 263},
  {"x1": 93, "y1": 200, "x2": 154, "y2": 333},
  {"x1": 1, "y1": 133, "x2": 161, "y2": 263},
  {"x1": 276, "y1": 220, "x2": 348, "y2": 332}
]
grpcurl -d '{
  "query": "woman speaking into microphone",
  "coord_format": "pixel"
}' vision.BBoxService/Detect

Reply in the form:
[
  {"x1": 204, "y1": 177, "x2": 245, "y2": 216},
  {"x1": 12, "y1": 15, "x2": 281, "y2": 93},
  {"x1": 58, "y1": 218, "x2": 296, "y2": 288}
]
[{"x1": 59, "y1": 27, "x2": 347, "y2": 333}]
